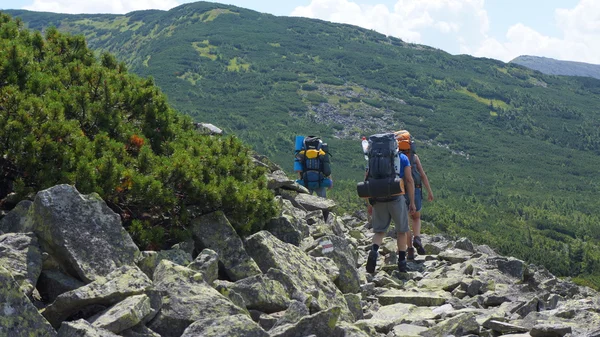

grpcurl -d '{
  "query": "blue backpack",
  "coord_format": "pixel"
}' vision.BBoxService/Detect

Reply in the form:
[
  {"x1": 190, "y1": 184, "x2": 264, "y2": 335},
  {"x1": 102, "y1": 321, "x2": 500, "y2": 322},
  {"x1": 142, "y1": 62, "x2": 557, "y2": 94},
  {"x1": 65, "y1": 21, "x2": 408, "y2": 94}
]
[{"x1": 295, "y1": 136, "x2": 331, "y2": 189}]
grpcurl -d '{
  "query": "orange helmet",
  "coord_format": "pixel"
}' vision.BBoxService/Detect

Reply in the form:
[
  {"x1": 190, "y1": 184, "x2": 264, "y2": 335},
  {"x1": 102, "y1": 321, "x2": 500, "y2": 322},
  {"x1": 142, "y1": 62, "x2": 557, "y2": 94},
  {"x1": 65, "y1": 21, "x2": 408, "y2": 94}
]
[{"x1": 394, "y1": 130, "x2": 412, "y2": 151}]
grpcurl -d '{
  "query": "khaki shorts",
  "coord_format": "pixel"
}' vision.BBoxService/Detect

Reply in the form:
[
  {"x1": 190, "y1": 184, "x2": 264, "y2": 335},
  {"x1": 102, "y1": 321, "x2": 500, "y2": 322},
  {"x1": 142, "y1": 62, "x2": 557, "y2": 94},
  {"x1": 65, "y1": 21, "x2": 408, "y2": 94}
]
[{"x1": 371, "y1": 196, "x2": 409, "y2": 233}]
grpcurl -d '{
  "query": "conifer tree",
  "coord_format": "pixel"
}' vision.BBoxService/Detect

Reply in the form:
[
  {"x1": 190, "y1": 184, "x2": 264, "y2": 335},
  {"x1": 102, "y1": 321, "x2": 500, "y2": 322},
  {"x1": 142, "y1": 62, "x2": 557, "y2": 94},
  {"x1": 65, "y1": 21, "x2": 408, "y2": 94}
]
[{"x1": 0, "y1": 13, "x2": 277, "y2": 248}]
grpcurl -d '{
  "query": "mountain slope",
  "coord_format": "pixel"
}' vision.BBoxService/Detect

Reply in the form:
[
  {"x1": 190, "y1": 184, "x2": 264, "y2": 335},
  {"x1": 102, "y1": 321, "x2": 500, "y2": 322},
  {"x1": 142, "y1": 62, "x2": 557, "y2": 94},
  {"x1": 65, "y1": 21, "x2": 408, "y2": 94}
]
[
  {"x1": 5, "y1": 2, "x2": 600, "y2": 287},
  {"x1": 511, "y1": 55, "x2": 600, "y2": 80}
]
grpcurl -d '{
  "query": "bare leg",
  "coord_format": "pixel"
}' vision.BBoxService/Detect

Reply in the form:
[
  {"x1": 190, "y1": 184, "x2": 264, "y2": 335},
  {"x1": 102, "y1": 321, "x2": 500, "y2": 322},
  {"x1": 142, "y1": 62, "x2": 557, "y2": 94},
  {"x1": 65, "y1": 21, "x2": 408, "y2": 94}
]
[
  {"x1": 396, "y1": 231, "x2": 407, "y2": 252},
  {"x1": 411, "y1": 211, "x2": 421, "y2": 237},
  {"x1": 373, "y1": 232, "x2": 385, "y2": 246},
  {"x1": 406, "y1": 216, "x2": 414, "y2": 248},
  {"x1": 411, "y1": 212, "x2": 426, "y2": 255}
]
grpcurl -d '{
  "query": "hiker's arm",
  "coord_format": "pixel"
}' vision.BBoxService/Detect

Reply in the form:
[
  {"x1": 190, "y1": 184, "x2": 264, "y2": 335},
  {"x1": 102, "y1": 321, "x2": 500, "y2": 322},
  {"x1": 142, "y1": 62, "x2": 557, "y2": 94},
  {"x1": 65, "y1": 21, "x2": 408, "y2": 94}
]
[
  {"x1": 404, "y1": 166, "x2": 416, "y2": 214},
  {"x1": 415, "y1": 155, "x2": 434, "y2": 202}
]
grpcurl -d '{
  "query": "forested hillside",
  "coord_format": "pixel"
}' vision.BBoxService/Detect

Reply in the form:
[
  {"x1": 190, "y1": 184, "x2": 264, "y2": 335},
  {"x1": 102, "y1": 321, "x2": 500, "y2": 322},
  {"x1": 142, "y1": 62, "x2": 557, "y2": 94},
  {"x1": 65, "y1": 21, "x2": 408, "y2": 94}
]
[{"x1": 4, "y1": 2, "x2": 600, "y2": 288}]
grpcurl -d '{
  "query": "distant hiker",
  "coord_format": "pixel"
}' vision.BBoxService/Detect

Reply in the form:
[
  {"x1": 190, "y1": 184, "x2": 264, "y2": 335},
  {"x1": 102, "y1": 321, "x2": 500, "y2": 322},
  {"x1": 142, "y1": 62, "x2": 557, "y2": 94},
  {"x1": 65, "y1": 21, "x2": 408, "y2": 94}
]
[
  {"x1": 294, "y1": 135, "x2": 333, "y2": 198},
  {"x1": 357, "y1": 133, "x2": 415, "y2": 273},
  {"x1": 395, "y1": 130, "x2": 434, "y2": 260}
]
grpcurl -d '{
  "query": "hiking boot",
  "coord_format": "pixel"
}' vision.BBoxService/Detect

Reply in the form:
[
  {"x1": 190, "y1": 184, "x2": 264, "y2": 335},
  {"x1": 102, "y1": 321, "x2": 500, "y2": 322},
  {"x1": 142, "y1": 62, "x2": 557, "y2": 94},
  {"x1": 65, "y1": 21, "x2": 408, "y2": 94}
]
[
  {"x1": 366, "y1": 250, "x2": 378, "y2": 273},
  {"x1": 413, "y1": 236, "x2": 426, "y2": 255},
  {"x1": 398, "y1": 258, "x2": 407, "y2": 273},
  {"x1": 407, "y1": 247, "x2": 415, "y2": 261}
]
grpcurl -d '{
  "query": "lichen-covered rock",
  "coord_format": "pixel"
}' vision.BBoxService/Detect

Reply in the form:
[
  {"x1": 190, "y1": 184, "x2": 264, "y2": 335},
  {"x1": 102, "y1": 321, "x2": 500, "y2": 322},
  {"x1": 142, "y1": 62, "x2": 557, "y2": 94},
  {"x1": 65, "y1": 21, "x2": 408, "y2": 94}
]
[
  {"x1": 294, "y1": 193, "x2": 336, "y2": 211},
  {"x1": 37, "y1": 269, "x2": 86, "y2": 303},
  {"x1": 215, "y1": 274, "x2": 290, "y2": 313},
  {"x1": 421, "y1": 312, "x2": 479, "y2": 337},
  {"x1": 4, "y1": 182, "x2": 600, "y2": 337},
  {"x1": 309, "y1": 235, "x2": 360, "y2": 294},
  {"x1": 310, "y1": 213, "x2": 346, "y2": 238},
  {"x1": 326, "y1": 213, "x2": 347, "y2": 237},
  {"x1": 251, "y1": 311, "x2": 276, "y2": 331},
  {"x1": 0, "y1": 266, "x2": 57, "y2": 337},
  {"x1": 0, "y1": 232, "x2": 42, "y2": 296},
  {"x1": 187, "y1": 248, "x2": 219, "y2": 284},
  {"x1": 264, "y1": 197, "x2": 309, "y2": 246},
  {"x1": 438, "y1": 248, "x2": 473, "y2": 264},
  {"x1": 42, "y1": 265, "x2": 152, "y2": 328},
  {"x1": 148, "y1": 260, "x2": 248, "y2": 337},
  {"x1": 529, "y1": 324, "x2": 572, "y2": 337},
  {"x1": 264, "y1": 214, "x2": 309, "y2": 246},
  {"x1": 491, "y1": 257, "x2": 529, "y2": 280},
  {"x1": 315, "y1": 256, "x2": 340, "y2": 282},
  {"x1": 226, "y1": 288, "x2": 248, "y2": 311},
  {"x1": 120, "y1": 324, "x2": 161, "y2": 337},
  {"x1": 277, "y1": 190, "x2": 308, "y2": 211},
  {"x1": 355, "y1": 303, "x2": 436, "y2": 333},
  {"x1": 136, "y1": 248, "x2": 192, "y2": 278},
  {"x1": 57, "y1": 319, "x2": 119, "y2": 337},
  {"x1": 476, "y1": 244, "x2": 498, "y2": 256},
  {"x1": 190, "y1": 211, "x2": 261, "y2": 281},
  {"x1": 279, "y1": 196, "x2": 307, "y2": 220},
  {"x1": 377, "y1": 289, "x2": 450, "y2": 306},
  {"x1": 305, "y1": 210, "x2": 325, "y2": 225},
  {"x1": 245, "y1": 231, "x2": 353, "y2": 322},
  {"x1": 267, "y1": 170, "x2": 307, "y2": 193},
  {"x1": 455, "y1": 237, "x2": 475, "y2": 252},
  {"x1": 268, "y1": 306, "x2": 341, "y2": 337},
  {"x1": 333, "y1": 321, "x2": 375, "y2": 337},
  {"x1": 423, "y1": 236, "x2": 453, "y2": 255},
  {"x1": 482, "y1": 319, "x2": 529, "y2": 334},
  {"x1": 344, "y1": 293, "x2": 363, "y2": 321},
  {"x1": 180, "y1": 314, "x2": 268, "y2": 337},
  {"x1": 170, "y1": 239, "x2": 195, "y2": 256},
  {"x1": 388, "y1": 323, "x2": 428, "y2": 337},
  {"x1": 0, "y1": 200, "x2": 33, "y2": 233},
  {"x1": 271, "y1": 300, "x2": 310, "y2": 330},
  {"x1": 417, "y1": 277, "x2": 463, "y2": 292},
  {"x1": 88, "y1": 294, "x2": 153, "y2": 333},
  {"x1": 30, "y1": 184, "x2": 140, "y2": 282}
]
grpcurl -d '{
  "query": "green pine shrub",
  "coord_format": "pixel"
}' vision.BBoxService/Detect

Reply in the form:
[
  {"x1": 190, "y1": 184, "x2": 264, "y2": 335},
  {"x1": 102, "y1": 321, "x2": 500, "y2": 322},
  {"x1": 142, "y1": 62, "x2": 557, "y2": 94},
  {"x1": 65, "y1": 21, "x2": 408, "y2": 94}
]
[{"x1": 0, "y1": 14, "x2": 277, "y2": 248}]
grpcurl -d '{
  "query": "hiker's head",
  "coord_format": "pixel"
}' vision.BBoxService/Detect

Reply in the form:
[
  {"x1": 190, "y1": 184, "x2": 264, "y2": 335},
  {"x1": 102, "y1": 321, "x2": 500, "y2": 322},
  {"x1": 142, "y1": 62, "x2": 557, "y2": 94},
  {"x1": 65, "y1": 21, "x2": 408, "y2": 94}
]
[
  {"x1": 398, "y1": 141, "x2": 411, "y2": 152},
  {"x1": 395, "y1": 130, "x2": 412, "y2": 152}
]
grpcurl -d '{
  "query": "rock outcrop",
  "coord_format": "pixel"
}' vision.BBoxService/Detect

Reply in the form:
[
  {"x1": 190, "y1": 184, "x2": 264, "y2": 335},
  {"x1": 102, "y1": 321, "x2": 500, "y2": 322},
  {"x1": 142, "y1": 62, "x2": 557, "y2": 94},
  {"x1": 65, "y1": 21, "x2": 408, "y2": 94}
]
[
  {"x1": 30, "y1": 184, "x2": 140, "y2": 282},
  {"x1": 1, "y1": 179, "x2": 600, "y2": 337}
]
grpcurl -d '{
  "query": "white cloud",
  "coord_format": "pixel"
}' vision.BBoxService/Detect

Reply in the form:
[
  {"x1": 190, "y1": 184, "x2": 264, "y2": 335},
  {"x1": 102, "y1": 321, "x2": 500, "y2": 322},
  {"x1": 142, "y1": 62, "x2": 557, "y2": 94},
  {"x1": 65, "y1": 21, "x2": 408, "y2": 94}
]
[
  {"x1": 470, "y1": 0, "x2": 600, "y2": 63},
  {"x1": 23, "y1": 0, "x2": 181, "y2": 14},
  {"x1": 291, "y1": 0, "x2": 421, "y2": 42},
  {"x1": 553, "y1": 0, "x2": 600, "y2": 63},
  {"x1": 292, "y1": 0, "x2": 600, "y2": 64},
  {"x1": 291, "y1": 0, "x2": 489, "y2": 46}
]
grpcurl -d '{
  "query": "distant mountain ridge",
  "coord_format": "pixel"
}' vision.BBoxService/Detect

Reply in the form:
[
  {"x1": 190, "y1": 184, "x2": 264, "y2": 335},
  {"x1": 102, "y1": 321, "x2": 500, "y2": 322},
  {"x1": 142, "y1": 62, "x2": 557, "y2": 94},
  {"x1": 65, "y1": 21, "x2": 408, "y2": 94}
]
[{"x1": 511, "y1": 55, "x2": 600, "y2": 79}]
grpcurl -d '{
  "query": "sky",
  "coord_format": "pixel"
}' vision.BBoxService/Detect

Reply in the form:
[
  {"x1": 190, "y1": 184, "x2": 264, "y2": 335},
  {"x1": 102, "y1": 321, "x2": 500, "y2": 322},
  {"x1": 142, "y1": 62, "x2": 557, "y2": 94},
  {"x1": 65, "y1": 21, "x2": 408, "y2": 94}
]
[{"x1": 2, "y1": 0, "x2": 599, "y2": 65}]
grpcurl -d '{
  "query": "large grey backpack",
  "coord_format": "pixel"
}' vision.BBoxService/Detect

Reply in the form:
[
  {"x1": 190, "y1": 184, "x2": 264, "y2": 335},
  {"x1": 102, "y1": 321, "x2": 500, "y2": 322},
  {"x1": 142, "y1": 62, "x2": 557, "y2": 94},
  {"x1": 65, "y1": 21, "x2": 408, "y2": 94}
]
[{"x1": 357, "y1": 133, "x2": 403, "y2": 198}]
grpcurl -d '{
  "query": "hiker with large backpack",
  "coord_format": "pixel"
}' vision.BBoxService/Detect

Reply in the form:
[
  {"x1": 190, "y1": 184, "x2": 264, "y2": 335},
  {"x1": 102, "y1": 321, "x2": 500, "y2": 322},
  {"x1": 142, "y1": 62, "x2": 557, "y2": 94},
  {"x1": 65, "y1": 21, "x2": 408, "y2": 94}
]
[
  {"x1": 395, "y1": 130, "x2": 434, "y2": 260},
  {"x1": 357, "y1": 133, "x2": 416, "y2": 273},
  {"x1": 294, "y1": 136, "x2": 333, "y2": 198}
]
